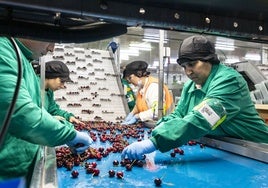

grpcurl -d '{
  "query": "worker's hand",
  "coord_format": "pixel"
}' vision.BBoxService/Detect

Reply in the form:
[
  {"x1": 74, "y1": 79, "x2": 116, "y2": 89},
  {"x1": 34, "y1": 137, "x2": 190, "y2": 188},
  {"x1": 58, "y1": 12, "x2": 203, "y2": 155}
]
[
  {"x1": 124, "y1": 112, "x2": 134, "y2": 122},
  {"x1": 121, "y1": 139, "x2": 156, "y2": 160},
  {"x1": 69, "y1": 116, "x2": 85, "y2": 126},
  {"x1": 122, "y1": 112, "x2": 137, "y2": 125},
  {"x1": 67, "y1": 130, "x2": 93, "y2": 154},
  {"x1": 122, "y1": 116, "x2": 138, "y2": 125}
]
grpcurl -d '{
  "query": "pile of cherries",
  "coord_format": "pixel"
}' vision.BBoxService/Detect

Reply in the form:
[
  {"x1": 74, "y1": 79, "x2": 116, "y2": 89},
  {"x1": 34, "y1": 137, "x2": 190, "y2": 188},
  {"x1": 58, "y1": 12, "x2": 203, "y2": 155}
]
[{"x1": 55, "y1": 121, "x2": 203, "y2": 187}]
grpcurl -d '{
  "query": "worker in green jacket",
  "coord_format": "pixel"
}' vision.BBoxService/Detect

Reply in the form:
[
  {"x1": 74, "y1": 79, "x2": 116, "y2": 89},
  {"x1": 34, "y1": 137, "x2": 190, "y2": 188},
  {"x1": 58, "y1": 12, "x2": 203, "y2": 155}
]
[
  {"x1": 0, "y1": 37, "x2": 92, "y2": 186},
  {"x1": 121, "y1": 70, "x2": 136, "y2": 112},
  {"x1": 122, "y1": 35, "x2": 268, "y2": 160},
  {"x1": 41, "y1": 60, "x2": 85, "y2": 125}
]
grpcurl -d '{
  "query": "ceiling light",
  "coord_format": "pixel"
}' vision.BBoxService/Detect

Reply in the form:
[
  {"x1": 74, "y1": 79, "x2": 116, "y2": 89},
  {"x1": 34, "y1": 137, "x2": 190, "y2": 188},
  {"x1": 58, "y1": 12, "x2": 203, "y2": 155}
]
[
  {"x1": 120, "y1": 49, "x2": 139, "y2": 56},
  {"x1": 152, "y1": 60, "x2": 159, "y2": 67},
  {"x1": 142, "y1": 38, "x2": 168, "y2": 43},
  {"x1": 215, "y1": 37, "x2": 235, "y2": 51},
  {"x1": 215, "y1": 45, "x2": 235, "y2": 51},
  {"x1": 120, "y1": 54, "x2": 129, "y2": 60},
  {"x1": 129, "y1": 46, "x2": 152, "y2": 51},
  {"x1": 129, "y1": 42, "x2": 152, "y2": 51},
  {"x1": 224, "y1": 58, "x2": 240, "y2": 64},
  {"x1": 244, "y1": 53, "x2": 261, "y2": 61}
]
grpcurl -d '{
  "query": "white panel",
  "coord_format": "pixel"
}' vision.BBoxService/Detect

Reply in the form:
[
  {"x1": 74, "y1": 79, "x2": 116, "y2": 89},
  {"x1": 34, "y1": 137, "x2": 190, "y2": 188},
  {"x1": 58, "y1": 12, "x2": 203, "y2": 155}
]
[{"x1": 44, "y1": 44, "x2": 128, "y2": 122}]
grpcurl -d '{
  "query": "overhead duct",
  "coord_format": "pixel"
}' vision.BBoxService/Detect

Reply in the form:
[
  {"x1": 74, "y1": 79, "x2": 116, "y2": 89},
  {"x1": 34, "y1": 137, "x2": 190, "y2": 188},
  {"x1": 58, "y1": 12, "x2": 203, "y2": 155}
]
[
  {"x1": 0, "y1": 2, "x2": 127, "y2": 43},
  {"x1": 1, "y1": 0, "x2": 268, "y2": 43}
]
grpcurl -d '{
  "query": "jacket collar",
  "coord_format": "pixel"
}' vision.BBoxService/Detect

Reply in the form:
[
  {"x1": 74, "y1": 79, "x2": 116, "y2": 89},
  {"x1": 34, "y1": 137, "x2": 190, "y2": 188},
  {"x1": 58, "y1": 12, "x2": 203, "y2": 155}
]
[{"x1": 15, "y1": 38, "x2": 34, "y2": 61}]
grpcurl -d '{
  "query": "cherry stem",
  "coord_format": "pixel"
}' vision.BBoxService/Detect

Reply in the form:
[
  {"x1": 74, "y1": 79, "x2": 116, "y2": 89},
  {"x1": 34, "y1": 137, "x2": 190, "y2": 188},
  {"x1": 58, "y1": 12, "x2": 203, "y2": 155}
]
[
  {"x1": 160, "y1": 172, "x2": 167, "y2": 180},
  {"x1": 100, "y1": 174, "x2": 107, "y2": 178},
  {"x1": 77, "y1": 154, "x2": 82, "y2": 161},
  {"x1": 130, "y1": 159, "x2": 136, "y2": 167}
]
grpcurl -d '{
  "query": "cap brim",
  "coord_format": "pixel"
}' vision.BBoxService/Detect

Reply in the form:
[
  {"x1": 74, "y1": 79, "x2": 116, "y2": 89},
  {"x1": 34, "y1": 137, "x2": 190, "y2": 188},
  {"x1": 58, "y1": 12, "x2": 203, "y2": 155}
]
[
  {"x1": 123, "y1": 69, "x2": 135, "y2": 78},
  {"x1": 61, "y1": 76, "x2": 73, "y2": 83},
  {"x1": 177, "y1": 57, "x2": 194, "y2": 65},
  {"x1": 177, "y1": 54, "x2": 219, "y2": 65}
]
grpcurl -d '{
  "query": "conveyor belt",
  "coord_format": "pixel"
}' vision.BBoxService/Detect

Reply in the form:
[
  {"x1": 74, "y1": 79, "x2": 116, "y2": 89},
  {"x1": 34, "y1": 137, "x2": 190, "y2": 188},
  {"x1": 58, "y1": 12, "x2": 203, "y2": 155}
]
[
  {"x1": 198, "y1": 136, "x2": 268, "y2": 164},
  {"x1": 56, "y1": 143, "x2": 268, "y2": 188},
  {"x1": 30, "y1": 136, "x2": 268, "y2": 187}
]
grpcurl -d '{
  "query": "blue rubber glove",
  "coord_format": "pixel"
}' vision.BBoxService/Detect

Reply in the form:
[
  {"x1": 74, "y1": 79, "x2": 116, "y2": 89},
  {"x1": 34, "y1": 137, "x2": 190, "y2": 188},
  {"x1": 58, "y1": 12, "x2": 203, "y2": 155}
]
[
  {"x1": 123, "y1": 115, "x2": 138, "y2": 125},
  {"x1": 67, "y1": 130, "x2": 93, "y2": 154},
  {"x1": 121, "y1": 139, "x2": 156, "y2": 160},
  {"x1": 122, "y1": 113, "x2": 137, "y2": 125},
  {"x1": 124, "y1": 112, "x2": 134, "y2": 122}
]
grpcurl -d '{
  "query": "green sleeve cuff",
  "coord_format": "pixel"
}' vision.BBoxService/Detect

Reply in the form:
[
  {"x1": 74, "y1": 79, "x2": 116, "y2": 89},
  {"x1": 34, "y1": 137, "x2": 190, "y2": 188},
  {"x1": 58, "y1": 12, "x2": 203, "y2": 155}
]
[{"x1": 149, "y1": 137, "x2": 158, "y2": 150}]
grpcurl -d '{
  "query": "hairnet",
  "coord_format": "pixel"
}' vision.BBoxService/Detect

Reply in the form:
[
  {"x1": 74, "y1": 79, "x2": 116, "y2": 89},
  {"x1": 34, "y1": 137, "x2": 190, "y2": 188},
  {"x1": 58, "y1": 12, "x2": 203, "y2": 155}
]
[
  {"x1": 45, "y1": 60, "x2": 73, "y2": 82},
  {"x1": 124, "y1": 60, "x2": 150, "y2": 78},
  {"x1": 177, "y1": 35, "x2": 220, "y2": 65}
]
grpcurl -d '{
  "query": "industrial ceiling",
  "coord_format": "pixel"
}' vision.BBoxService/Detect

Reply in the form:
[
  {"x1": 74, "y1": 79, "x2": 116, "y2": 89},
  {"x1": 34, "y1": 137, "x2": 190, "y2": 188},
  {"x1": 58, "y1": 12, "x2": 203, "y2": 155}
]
[{"x1": 1, "y1": 0, "x2": 268, "y2": 43}]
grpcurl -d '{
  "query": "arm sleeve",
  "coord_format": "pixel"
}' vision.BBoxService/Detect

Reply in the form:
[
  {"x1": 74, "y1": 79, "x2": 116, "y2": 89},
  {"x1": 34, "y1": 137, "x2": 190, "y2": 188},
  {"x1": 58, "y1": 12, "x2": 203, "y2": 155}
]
[
  {"x1": 0, "y1": 39, "x2": 76, "y2": 147},
  {"x1": 46, "y1": 90, "x2": 74, "y2": 121},
  {"x1": 151, "y1": 74, "x2": 242, "y2": 152},
  {"x1": 151, "y1": 110, "x2": 212, "y2": 152}
]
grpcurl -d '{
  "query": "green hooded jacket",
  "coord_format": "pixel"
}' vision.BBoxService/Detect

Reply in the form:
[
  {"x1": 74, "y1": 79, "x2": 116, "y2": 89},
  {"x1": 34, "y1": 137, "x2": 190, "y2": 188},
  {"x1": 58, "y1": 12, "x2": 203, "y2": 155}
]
[
  {"x1": 45, "y1": 89, "x2": 74, "y2": 121},
  {"x1": 151, "y1": 63, "x2": 268, "y2": 152},
  {"x1": 122, "y1": 78, "x2": 136, "y2": 111},
  {"x1": 0, "y1": 37, "x2": 76, "y2": 180}
]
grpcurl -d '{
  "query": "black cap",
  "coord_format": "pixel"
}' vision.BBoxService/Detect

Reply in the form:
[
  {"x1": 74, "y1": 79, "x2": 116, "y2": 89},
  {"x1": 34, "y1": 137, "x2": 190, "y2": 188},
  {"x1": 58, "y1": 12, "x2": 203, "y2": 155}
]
[
  {"x1": 45, "y1": 60, "x2": 73, "y2": 82},
  {"x1": 177, "y1": 35, "x2": 219, "y2": 65},
  {"x1": 124, "y1": 60, "x2": 149, "y2": 78}
]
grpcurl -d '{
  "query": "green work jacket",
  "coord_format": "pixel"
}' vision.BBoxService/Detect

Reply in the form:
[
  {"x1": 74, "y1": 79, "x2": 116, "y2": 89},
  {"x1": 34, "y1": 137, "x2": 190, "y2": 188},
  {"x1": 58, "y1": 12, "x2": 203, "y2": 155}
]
[
  {"x1": 151, "y1": 63, "x2": 268, "y2": 152},
  {"x1": 45, "y1": 89, "x2": 74, "y2": 121},
  {"x1": 122, "y1": 78, "x2": 136, "y2": 111},
  {"x1": 0, "y1": 37, "x2": 76, "y2": 181}
]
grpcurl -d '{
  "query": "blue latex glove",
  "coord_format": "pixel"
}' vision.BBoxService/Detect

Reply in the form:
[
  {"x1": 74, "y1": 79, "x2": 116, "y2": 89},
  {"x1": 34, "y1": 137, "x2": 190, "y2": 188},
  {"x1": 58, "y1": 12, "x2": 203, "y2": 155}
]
[
  {"x1": 124, "y1": 112, "x2": 134, "y2": 122},
  {"x1": 123, "y1": 115, "x2": 138, "y2": 125},
  {"x1": 121, "y1": 139, "x2": 156, "y2": 160},
  {"x1": 67, "y1": 130, "x2": 93, "y2": 154}
]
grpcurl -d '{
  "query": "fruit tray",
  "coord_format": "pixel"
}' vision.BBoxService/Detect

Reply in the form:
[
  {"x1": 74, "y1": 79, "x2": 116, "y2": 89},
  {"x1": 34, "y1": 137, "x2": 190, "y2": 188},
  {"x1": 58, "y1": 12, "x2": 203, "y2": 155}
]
[{"x1": 56, "y1": 122, "x2": 268, "y2": 188}]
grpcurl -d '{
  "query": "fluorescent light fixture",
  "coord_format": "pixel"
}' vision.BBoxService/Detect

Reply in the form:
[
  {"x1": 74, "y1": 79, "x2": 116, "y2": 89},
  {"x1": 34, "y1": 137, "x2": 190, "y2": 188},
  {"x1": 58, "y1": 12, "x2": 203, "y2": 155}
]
[
  {"x1": 244, "y1": 53, "x2": 261, "y2": 61},
  {"x1": 152, "y1": 60, "x2": 159, "y2": 67},
  {"x1": 129, "y1": 46, "x2": 152, "y2": 51},
  {"x1": 129, "y1": 42, "x2": 152, "y2": 51},
  {"x1": 129, "y1": 42, "x2": 151, "y2": 48},
  {"x1": 120, "y1": 54, "x2": 129, "y2": 60},
  {"x1": 215, "y1": 45, "x2": 235, "y2": 51},
  {"x1": 215, "y1": 37, "x2": 234, "y2": 45},
  {"x1": 142, "y1": 38, "x2": 168, "y2": 43},
  {"x1": 215, "y1": 37, "x2": 235, "y2": 51},
  {"x1": 225, "y1": 58, "x2": 240, "y2": 64},
  {"x1": 120, "y1": 49, "x2": 139, "y2": 61},
  {"x1": 120, "y1": 49, "x2": 139, "y2": 56}
]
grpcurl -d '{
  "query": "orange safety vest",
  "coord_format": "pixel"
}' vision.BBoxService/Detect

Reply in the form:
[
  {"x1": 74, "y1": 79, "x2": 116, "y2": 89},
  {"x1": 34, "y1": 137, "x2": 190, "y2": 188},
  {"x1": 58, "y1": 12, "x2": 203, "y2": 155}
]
[{"x1": 136, "y1": 76, "x2": 173, "y2": 115}]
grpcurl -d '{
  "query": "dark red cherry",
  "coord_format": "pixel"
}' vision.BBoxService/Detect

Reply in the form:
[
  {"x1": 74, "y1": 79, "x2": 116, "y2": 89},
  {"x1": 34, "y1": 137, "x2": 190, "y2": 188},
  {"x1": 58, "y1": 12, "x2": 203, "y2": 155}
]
[
  {"x1": 93, "y1": 168, "x2": 100, "y2": 176},
  {"x1": 154, "y1": 178, "x2": 162, "y2": 186},
  {"x1": 170, "y1": 152, "x2": 176, "y2": 157},
  {"x1": 116, "y1": 171, "x2": 124, "y2": 179},
  {"x1": 71, "y1": 170, "x2": 79, "y2": 178},
  {"x1": 125, "y1": 164, "x2": 132, "y2": 171},
  {"x1": 108, "y1": 170, "x2": 115, "y2": 177},
  {"x1": 113, "y1": 160, "x2": 119, "y2": 166}
]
